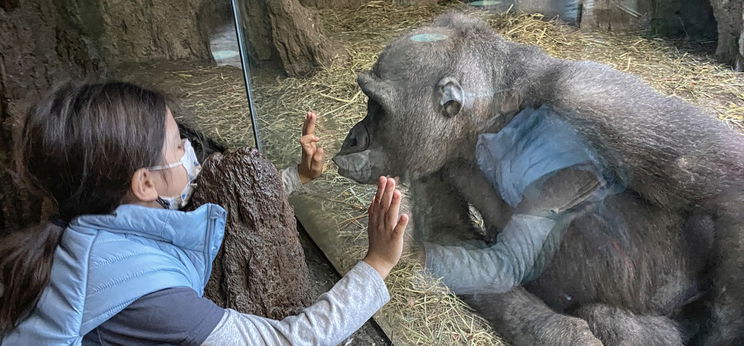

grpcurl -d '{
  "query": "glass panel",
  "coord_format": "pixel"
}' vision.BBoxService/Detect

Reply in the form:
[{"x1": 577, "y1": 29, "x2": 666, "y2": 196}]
[{"x1": 240, "y1": 1, "x2": 743, "y2": 345}]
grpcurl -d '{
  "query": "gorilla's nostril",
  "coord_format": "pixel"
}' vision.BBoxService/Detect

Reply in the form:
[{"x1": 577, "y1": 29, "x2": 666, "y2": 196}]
[{"x1": 349, "y1": 138, "x2": 358, "y2": 147}]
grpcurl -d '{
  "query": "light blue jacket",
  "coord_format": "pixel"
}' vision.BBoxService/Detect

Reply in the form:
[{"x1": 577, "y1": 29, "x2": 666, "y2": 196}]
[{"x1": 1, "y1": 203, "x2": 226, "y2": 345}]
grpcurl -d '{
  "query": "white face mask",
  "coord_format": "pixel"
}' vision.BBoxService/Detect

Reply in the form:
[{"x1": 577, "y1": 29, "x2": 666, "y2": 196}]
[{"x1": 148, "y1": 139, "x2": 202, "y2": 210}]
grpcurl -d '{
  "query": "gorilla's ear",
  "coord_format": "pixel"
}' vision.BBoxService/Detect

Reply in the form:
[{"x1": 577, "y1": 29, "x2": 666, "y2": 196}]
[
  {"x1": 437, "y1": 77, "x2": 463, "y2": 117},
  {"x1": 358, "y1": 72, "x2": 395, "y2": 111}
]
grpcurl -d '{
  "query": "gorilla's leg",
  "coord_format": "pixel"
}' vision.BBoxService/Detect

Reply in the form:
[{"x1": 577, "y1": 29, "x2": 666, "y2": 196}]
[
  {"x1": 700, "y1": 193, "x2": 744, "y2": 346},
  {"x1": 572, "y1": 303, "x2": 683, "y2": 346},
  {"x1": 462, "y1": 287, "x2": 602, "y2": 346},
  {"x1": 410, "y1": 173, "x2": 477, "y2": 246}
]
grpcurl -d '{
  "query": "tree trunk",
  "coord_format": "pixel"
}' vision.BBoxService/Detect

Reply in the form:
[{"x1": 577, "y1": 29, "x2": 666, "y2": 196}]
[
  {"x1": 241, "y1": 0, "x2": 347, "y2": 77},
  {"x1": 188, "y1": 147, "x2": 313, "y2": 318},
  {"x1": 0, "y1": 0, "x2": 101, "y2": 234},
  {"x1": 710, "y1": 0, "x2": 744, "y2": 71}
]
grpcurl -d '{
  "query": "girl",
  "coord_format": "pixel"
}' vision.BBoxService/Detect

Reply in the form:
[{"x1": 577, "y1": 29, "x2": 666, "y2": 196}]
[{"x1": 0, "y1": 82, "x2": 408, "y2": 345}]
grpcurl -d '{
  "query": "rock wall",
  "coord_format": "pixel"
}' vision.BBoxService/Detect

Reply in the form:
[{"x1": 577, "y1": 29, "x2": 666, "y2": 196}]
[
  {"x1": 0, "y1": 0, "x2": 221, "y2": 232},
  {"x1": 0, "y1": 0, "x2": 102, "y2": 233},
  {"x1": 63, "y1": 0, "x2": 215, "y2": 67}
]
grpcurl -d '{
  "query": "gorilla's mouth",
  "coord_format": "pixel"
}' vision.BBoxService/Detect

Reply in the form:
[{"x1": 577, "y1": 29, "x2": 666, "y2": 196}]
[
  {"x1": 337, "y1": 166, "x2": 373, "y2": 184},
  {"x1": 333, "y1": 150, "x2": 375, "y2": 184}
]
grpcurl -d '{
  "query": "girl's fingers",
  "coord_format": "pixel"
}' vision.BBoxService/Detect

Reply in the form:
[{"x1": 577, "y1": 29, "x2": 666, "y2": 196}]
[
  {"x1": 302, "y1": 112, "x2": 317, "y2": 136},
  {"x1": 312, "y1": 147, "x2": 324, "y2": 161},
  {"x1": 300, "y1": 134, "x2": 318, "y2": 147},
  {"x1": 387, "y1": 190, "x2": 402, "y2": 230},
  {"x1": 377, "y1": 179, "x2": 395, "y2": 228},
  {"x1": 370, "y1": 176, "x2": 386, "y2": 216},
  {"x1": 301, "y1": 113, "x2": 309, "y2": 135},
  {"x1": 300, "y1": 136, "x2": 320, "y2": 160},
  {"x1": 381, "y1": 178, "x2": 396, "y2": 211},
  {"x1": 299, "y1": 136, "x2": 310, "y2": 152},
  {"x1": 377, "y1": 177, "x2": 391, "y2": 226},
  {"x1": 375, "y1": 176, "x2": 387, "y2": 206},
  {"x1": 311, "y1": 148, "x2": 324, "y2": 174},
  {"x1": 393, "y1": 214, "x2": 409, "y2": 236}
]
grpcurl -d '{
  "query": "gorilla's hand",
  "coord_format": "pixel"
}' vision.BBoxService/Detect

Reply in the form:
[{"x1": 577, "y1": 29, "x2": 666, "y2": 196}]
[{"x1": 516, "y1": 167, "x2": 603, "y2": 218}]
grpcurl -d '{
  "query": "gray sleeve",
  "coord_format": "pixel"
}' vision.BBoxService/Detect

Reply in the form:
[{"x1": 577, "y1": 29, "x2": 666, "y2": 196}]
[
  {"x1": 280, "y1": 165, "x2": 303, "y2": 195},
  {"x1": 201, "y1": 261, "x2": 390, "y2": 346},
  {"x1": 424, "y1": 214, "x2": 564, "y2": 294}
]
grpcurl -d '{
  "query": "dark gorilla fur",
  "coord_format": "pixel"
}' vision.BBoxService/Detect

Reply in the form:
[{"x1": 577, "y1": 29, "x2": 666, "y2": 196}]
[{"x1": 334, "y1": 12, "x2": 744, "y2": 346}]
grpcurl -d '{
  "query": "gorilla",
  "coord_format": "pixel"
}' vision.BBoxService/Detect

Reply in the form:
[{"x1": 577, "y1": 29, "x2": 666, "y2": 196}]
[{"x1": 333, "y1": 12, "x2": 744, "y2": 346}]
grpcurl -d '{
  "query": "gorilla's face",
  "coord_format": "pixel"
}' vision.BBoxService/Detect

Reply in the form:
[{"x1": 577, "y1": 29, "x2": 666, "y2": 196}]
[
  {"x1": 333, "y1": 95, "x2": 393, "y2": 184},
  {"x1": 333, "y1": 28, "x2": 512, "y2": 184},
  {"x1": 333, "y1": 70, "x2": 498, "y2": 184}
]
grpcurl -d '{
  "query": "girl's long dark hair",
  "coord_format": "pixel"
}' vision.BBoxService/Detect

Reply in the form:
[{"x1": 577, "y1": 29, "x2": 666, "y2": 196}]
[{"x1": 0, "y1": 82, "x2": 168, "y2": 332}]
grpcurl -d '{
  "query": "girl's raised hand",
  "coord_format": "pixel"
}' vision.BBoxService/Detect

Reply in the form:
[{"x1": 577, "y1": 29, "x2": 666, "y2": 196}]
[
  {"x1": 298, "y1": 111, "x2": 324, "y2": 183},
  {"x1": 364, "y1": 176, "x2": 409, "y2": 279}
]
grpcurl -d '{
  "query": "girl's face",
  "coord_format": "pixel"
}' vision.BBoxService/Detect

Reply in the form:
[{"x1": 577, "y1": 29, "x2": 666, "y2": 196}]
[
  {"x1": 126, "y1": 108, "x2": 189, "y2": 208},
  {"x1": 150, "y1": 108, "x2": 189, "y2": 199}
]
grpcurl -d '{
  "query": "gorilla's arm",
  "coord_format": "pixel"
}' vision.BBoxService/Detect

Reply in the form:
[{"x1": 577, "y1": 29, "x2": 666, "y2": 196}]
[
  {"x1": 425, "y1": 167, "x2": 601, "y2": 294},
  {"x1": 443, "y1": 161, "x2": 512, "y2": 237},
  {"x1": 424, "y1": 214, "x2": 561, "y2": 294}
]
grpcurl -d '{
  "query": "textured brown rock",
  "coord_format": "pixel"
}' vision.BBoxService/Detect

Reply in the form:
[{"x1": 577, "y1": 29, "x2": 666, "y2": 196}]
[
  {"x1": 189, "y1": 147, "x2": 312, "y2": 319},
  {"x1": 65, "y1": 0, "x2": 215, "y2": 67},
  {"x1": 0, "y1": 0, "x2": 223, "y2": 234},
  {"x1": 0, "y1": 0, "x2": 102, "y2": 233}
]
